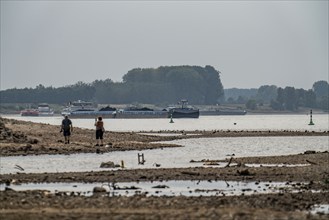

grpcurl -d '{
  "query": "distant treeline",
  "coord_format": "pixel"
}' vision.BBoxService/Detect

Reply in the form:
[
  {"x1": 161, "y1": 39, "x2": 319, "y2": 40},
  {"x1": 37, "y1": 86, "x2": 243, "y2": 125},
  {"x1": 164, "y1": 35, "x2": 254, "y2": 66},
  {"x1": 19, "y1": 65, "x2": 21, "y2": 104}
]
[
  {"x1": 0, "y1": 65, "x2": 224, "y2": 105},
  {"x1": 1, "y1": 65, "x2": 328, "y2": 111},
  {"x1": 225, "y1": 81, "x2": 329, "y2": 111}
]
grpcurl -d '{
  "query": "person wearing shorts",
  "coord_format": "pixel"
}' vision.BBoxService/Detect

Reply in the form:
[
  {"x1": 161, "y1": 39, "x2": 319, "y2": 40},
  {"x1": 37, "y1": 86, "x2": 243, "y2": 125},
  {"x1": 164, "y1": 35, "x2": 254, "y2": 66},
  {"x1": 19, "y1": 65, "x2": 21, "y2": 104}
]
[
  {"x1": 94, "y1": 116, "x2": 104, "y2": 146},
  {"x1": 61, "y1": 115, "x2": 72, "y2": 144}
]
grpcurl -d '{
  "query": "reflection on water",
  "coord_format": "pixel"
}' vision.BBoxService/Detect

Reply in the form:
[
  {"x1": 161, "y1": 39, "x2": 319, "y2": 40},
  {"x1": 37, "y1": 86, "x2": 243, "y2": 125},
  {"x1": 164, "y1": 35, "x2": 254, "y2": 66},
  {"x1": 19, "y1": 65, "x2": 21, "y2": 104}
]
[
  {"x1": 2, "y1": 114, "x2": 329, "y2": 132},
  {"x1": 1, "y1": 136, "x2": 328, "y2": 174},
  {"x1": 0, "y1": 180, "x2": 308, "y2": 197}
]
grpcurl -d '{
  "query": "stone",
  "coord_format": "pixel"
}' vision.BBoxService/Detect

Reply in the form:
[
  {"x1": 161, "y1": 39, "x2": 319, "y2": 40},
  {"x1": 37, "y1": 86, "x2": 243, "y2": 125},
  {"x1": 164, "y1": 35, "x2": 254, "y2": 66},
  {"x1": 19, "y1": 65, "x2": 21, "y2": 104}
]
[
  {"x1": 93, "y1": 186, "x2": 106, "y2": 193},
  {"x1": 100, "y1": 161, "x2": 115, "y2": 168}
]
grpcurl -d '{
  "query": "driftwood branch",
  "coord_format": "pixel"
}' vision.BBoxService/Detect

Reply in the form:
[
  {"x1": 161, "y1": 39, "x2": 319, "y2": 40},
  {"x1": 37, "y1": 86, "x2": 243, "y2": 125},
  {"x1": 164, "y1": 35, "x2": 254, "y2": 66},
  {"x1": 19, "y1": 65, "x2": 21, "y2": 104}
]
[
  {"x1": 225, "y1": 157, "x2": 234, "y2": 168},
  {"x1": 14, "y1": 164, "x2": 24, "y2": 171},
  {"x1": 306, "y1": 159, "x2": 318, "y2": 165}
]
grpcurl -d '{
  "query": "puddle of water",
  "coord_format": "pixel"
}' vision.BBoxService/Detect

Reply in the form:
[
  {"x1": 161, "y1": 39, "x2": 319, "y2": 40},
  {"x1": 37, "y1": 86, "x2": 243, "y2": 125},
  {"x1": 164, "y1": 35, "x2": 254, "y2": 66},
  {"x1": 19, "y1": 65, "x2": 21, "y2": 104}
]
[
  {"x1": 310, "y1": 204, "x2": 329, "y2": 215},
  {"x1": 0, "y1": 180, "x2": 307, "y2": 197},
  {"x1": 245, "y1": 164, "x2": 310, "y2": 168},
  {"x1": 189, "y1": 161, "x2": 310, "y2": 168},
  {"x1": 1, "y1": 136, "x2": 327, "y2": 174}
]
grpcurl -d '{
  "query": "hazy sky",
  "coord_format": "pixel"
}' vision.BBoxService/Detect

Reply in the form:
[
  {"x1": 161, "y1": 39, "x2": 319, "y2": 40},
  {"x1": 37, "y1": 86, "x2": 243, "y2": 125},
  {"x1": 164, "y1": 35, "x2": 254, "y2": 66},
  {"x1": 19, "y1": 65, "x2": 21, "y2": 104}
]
[{"x1": 1, "y1": 1, "x2": 328, "y2": 90}]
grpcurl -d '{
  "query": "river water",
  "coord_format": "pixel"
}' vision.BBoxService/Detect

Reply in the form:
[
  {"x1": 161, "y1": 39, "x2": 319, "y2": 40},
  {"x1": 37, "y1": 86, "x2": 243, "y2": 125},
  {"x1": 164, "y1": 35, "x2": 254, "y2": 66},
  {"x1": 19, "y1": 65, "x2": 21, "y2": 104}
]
[
  {"x1": 1, "y1": 135, "x2": 328, "y2": 174},
  {"x1": 0, "y1": 180, "x2": 307, "y2": 197},
  {"x1": 2, "y1": 114, "x2": 329, "y2": 132}
]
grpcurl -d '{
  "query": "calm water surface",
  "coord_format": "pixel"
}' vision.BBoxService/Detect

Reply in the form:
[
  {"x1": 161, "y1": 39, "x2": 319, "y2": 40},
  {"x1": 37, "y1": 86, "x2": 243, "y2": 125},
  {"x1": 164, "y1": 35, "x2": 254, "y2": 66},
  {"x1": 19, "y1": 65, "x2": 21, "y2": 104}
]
[{"x1": 1, "y1": 136, "x2": 328, "y2": 174}]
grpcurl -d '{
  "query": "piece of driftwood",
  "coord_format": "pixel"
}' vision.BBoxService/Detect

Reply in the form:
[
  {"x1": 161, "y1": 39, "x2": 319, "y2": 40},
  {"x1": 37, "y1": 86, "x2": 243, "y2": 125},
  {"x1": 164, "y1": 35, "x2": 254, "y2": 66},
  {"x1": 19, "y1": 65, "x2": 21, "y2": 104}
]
[
  {"x1": 181, "y1": 171, "x2": 200, "y2": 176},
  {"x1": 14, "y1": 164, "x2": 24, "y2": 171},
  {"x1": 225, "y1": 157, "x2": 234, "y2": 168},
  {"x1": 306, "y1": 159, "x2": 318, "y2": 165}
]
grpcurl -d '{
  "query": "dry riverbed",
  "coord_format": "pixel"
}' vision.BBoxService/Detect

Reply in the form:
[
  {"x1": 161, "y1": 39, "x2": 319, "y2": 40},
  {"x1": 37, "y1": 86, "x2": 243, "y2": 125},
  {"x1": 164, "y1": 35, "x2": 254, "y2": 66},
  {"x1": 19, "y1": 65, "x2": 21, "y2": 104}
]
[{"x1": 0, "y1": 117, "x2": 329, "y2": 219}]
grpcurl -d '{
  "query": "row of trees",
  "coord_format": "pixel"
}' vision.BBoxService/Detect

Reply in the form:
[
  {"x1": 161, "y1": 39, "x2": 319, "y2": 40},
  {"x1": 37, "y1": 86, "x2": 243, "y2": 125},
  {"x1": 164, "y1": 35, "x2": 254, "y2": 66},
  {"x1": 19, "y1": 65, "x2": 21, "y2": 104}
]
[
  {"x1": 1, "y1": 64, "x2": 327, "y2": 111},
  {"x1": 271, "y1": 81, "x2": 328, "y2": 111},
  {"x1": 0, "y1": 65, "x2": 224, "y2": 105},
  {"x1": 232, "y1": 81, "x2": 328, "y2": 111}
]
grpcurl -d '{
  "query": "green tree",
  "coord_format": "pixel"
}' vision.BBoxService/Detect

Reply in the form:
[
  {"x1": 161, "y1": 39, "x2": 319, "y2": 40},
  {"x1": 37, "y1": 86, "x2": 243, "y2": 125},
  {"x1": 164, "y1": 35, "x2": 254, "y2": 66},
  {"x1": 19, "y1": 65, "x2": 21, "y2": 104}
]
[
  {"x1": 313, "y1": 81, "x2": 329, "y2": 99},
  {"x1": 283, "y1": 87, "x2": 297, "y2": 110},
  {"x1": 318, "y1": 96, "x2": 329, "y2": 111},
  {"x1": 256, "y1": 85, "x2": 277, "y2": 103},
  {"x1": 276, "y1": 87, "x2": 284, "y2": 109},
  {"x1": 246, "y1": 99, "x2": 257, "y2": 110},
  {"x1": 270, "y1": 100, "x2": 282, "y2": 110},
  {"x1": 304, "y1": 89, "x2": 316, "y2": 108}
]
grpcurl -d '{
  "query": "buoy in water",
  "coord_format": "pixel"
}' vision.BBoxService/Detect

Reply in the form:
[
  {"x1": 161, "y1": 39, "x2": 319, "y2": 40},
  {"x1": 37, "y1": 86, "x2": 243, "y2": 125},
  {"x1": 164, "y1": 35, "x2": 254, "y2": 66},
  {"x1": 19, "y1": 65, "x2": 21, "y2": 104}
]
[
  {"x1": 308, "y1": 110, "x2": 315, "y2": 125},
  {"x1": 170, "y1": 114, "x2": 174, "y2": 123}
]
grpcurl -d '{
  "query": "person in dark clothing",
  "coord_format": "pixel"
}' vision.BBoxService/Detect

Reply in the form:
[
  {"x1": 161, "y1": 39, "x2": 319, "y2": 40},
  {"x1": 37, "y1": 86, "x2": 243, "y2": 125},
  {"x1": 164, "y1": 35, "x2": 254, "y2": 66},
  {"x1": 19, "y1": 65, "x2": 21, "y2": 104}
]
[
  {"x1": 94, "y1": 116, "x2": 104, "y2": 146},
  {"x1": 61, "y1": 115, "x2": 73, "y2": 144}
]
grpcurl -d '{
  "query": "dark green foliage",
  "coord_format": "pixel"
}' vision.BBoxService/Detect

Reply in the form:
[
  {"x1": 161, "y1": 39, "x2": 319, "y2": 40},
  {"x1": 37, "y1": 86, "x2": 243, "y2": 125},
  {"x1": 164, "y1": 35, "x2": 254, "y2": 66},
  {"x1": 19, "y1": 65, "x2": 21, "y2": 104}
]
[
  {"x1": 312, "y1": 81, "x2": 329, "y2": 111},
  {"x1": 224, "y1": 88, "x2": 258, "y2": 104},
  {"x1": 246, "y1": 99, "x2": 257, "y2": 110},
  {"x1": 283, "y1": 87, "x2": 297, "y2": 110},
  {"x1": 0, "y1": 82, "x2": 95, "y2": 104},
  {"x1": 270, "y1": 100, "x2": 282, "y2": 110},
  {"x1": 313, "y1": 81, "x2": 329, "y2": 99},
  {"x1": 271, "y1": 85, "x2": 323, "y2": 111},
  {"x1": 256, "y1": 85, "x2": 277, "y2": 104},
  {"x1": 120, "y1": 65, "x2": 224, "y2": 104},
  {"x1": 318, "y1": 96, "x2": 329, "y2": 111}
]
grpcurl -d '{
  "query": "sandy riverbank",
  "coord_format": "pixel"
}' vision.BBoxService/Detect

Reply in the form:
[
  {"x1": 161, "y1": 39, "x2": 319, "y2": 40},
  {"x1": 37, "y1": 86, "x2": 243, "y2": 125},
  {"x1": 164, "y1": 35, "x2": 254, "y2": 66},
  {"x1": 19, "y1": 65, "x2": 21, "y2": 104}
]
[
  {"x1": 0, "y1": 117, "x2": 327, "y2": 156},
  {"x1": 0, "y1": 117, "x2": 328, "y2": 219}
]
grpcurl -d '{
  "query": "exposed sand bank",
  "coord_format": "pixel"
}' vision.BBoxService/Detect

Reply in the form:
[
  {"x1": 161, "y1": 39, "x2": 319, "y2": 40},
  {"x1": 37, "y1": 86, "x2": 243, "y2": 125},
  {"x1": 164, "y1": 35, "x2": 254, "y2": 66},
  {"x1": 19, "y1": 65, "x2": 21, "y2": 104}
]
[{"x1": 1, "y1": 117, "x2": 328, "y2": 219}]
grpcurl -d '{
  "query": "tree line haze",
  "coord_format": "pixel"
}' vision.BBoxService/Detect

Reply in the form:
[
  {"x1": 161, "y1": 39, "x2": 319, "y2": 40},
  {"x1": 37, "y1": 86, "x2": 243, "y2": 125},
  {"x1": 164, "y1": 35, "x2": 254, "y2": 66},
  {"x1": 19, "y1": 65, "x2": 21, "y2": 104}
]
[{"x1": 0, "y1": 65, "x2": 328, "y2": 111}]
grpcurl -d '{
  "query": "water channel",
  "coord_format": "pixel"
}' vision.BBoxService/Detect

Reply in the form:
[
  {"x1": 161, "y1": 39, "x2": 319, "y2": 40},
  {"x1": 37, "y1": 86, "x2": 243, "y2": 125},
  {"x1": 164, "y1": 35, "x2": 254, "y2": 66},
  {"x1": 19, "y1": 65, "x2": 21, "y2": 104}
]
[
  {"x1": 3, "y1": 114, "x2": 329, "y2": 132},
  {"x1": 0, "y1": 180, "x2": 310, "y2": 197},
  {"x1": 1, "y1": 136, "x2": 328, "y2": 174}
]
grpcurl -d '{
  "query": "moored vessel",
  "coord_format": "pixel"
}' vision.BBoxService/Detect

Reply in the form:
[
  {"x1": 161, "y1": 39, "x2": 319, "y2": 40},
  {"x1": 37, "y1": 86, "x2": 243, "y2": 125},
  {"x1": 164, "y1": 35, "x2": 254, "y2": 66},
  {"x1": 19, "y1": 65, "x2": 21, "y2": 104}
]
[
  {"x1": 61, "y1": 100, "x2": 99, "y2": 117},
  {"x1": 61, "y1": 101, "x2": 168, "y2": 118},
  {"x1": 113, "y1": 107, "x2": 168, "y2": 118},
  {"x1": 20, "y1": 109, "x2": 39, "y2": 116},
  {"x1": 37, "y1": 103, "x2": 54, "y2": 116},
  {"x1": 168, "y1": 100, "x2": 199, "y2": 118}
]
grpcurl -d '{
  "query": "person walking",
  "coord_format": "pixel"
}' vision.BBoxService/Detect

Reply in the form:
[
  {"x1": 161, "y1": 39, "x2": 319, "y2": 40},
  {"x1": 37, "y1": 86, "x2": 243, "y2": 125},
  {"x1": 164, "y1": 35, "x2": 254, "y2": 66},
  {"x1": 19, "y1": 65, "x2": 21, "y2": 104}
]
[
  {"x1": 61, "y1": 115, "x2": 73, "y2": 144},
  {"x1": 94, "y1": 116, "x2": 105, "y2": 146}
]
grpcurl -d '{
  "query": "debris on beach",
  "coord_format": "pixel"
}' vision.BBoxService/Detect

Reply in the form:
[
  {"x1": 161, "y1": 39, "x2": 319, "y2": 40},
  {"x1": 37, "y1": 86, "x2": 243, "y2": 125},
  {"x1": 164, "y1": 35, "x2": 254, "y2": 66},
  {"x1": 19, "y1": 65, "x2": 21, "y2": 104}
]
[
  {"x1": 152, "y1": 185, "x2": 169, "y2": 189},
  {"x1": 14, "y1": 164, "x2": 24, "y2": 171},
  {"x1": 203, "y1": 161, "x2": 220, "y2": 166},
  {"x1": 100, "y1": 161, "x2": 120, "y2": 168},
  {"x1": 237, "y1": 169, "x2": 252, "y2": 176},
  {"x1": 93, "y1": 186, "x2": 107, "y2": 193},
  {"x1": 153, "y1": 163, "x2": 161, "y2": 167}
]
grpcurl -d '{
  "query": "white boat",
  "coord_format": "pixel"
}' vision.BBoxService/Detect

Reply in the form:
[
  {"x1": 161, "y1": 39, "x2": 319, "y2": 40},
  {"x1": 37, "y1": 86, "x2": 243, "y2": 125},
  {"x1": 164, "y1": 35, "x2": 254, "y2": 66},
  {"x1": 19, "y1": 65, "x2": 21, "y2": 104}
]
[
  {"x1": 61, "y1": 100, "x2": 98, "y2": 117},
  {"x1": 37, "y1": 103, "x2": 54, "y2": 116}
]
